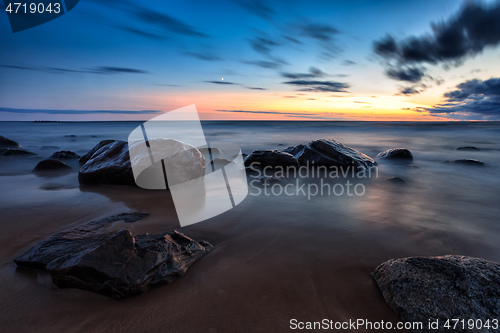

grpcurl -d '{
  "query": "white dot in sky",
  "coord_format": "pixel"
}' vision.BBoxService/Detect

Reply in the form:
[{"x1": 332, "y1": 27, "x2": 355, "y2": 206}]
[{"x1": 221, "y1": 77, "x2": 224, "y2": 80}]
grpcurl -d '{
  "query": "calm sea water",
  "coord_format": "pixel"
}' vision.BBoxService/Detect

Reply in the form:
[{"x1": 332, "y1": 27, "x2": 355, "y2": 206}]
[{"x1": 1, "y1": 121, "x2": 500, "y2": 332}]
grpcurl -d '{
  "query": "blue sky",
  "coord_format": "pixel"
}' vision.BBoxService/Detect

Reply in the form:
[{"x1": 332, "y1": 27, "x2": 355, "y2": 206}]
[{"x1": 1, "y1": 0, "x2": 499, "y2": 121}]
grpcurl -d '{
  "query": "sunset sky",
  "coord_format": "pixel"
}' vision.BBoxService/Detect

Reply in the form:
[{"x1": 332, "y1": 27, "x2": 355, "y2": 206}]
[{"x1": 0, "y1": 0, "x2": 499, "y2": 121}]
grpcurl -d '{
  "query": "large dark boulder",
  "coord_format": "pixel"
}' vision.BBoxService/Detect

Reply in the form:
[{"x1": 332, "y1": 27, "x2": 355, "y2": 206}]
[
  {"x1": 284, "y1": 139, "x2": 376, "y2": 170},
  {"x1": 14, "y1": 213, "x2": 213, "y2": 299},
  {"x1": 79, "y1": 140, "x2": 117, "y2": 165},
  {"x1": 78, "y1": 140, "x2": 135, "y2": 185},
  {"x1": 0, "y1": 148, "x2": 36, "y2": 157},
  {"x1": 372, "y1": 255, "x2": 500, "y2": 333},
  {"x1": 244, "y1": 150, "x2": 299, "y2": 168},
  {"x1": 33, "y1": 159, "x2": 72, "y2": 174},
  {"x1": 376, "y1": 148, "x2": 413, "y2": 160},
  {"x1": 445, "y1": 159, "x2": 485, "y2": 166},
  {"x1": 49, "y1": 151, "x2": 81, "y2": 160},
  {"x1": 0, "y1": 135, "x2": 20, "y2": 148}
]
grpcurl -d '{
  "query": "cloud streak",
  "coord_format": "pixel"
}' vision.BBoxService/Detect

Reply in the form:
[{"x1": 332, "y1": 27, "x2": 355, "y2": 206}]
[
  {"x1": 283, "y1": 79, "x2": 349, "y2": 93},
  {"x1": 0, "y1": 108, "x2": 162, "y2": 115}
]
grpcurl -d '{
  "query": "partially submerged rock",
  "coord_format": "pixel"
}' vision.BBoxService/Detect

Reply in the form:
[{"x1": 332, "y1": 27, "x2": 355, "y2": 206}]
[
  {"x1": 377, "y1": 148, "x2": 413, "y2": 160},
  {"x1": 244, "y1": 149, "x2": 299, "y2": 168},
  {"x1": 0, "y1": 135, "x2": 20, "y2": 148},
  {"x1": 445, "y1": 159, "x2": 485, "y2": 166},
  {"x1": 387, "y1": 177, "x2": 406, "y2": 184},
  {"x1": 33, "y1": 159, "x2": 72, "y2": 175},
  {"x1": 372, "y1": 255, "x2": 500, "y2": 333},
  {"x1": 0, "y1": 148, "x2": 36, "y2": 157},
  {"x1": 49, "y1": 151, "x2": 81, "y2": 160},
  {"x1": 456, "y1": 146, "x2": 480, "y2": 151},
  {"x1": 14, "y1": 213, "x2": 213, "y2": 299},
  {"x1": 78, "y1": 140, "x2": 135, "y2": 185},
  {"x1": 284, "y1": 139, "x2": 376, "y2": 170}
]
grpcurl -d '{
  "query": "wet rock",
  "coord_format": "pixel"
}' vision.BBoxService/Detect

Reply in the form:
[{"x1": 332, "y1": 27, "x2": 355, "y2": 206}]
[
  {"x1": 255, "y1": 175, "x2": 283, "y2": 185},
  {"x1": 376, "y1": 148, "x2": 413, "y2": 160},
  {"x1": 78, "y1": 140, "x2": 135, "y2": 185},
  {"x1": 244, "y1": 149, "x2": 299, "y2": 168},
  {"x1": 14, "y1": 213, "x2": 212, "y2": 299},
  {"x1": 0, "y1": 148, "x2": 36, "y2": 157},
  {"x1": 79, "y1": 140, "x2": 117, "y2": 165},
  {"x1": 284, "y1": 139, "x2": 376, "y2": 170},
  {"x1": 0, "y1": 135, "x2": 21, "y2": 148},
  {"x1": 32, "y1": 159, "x2": 72, "y2": 174},
  {"x1": 199, "y1": 147, "x2": 222, "y2": 156},
  {"x1": 372, "y1": 255, "x2": 500, "y2": 333},
  {"x1": 456, "y1": 146, "x2": 480, "y2": 151},
  {"x1": 49, "y1": 151, "x2": 81, "y2": 160},
  {"x1": 445, "y1": 159, "x2": 485, "y2": 166},
  {"x1": 387, "y1": 177, "x2": 406, "y2": 184}
]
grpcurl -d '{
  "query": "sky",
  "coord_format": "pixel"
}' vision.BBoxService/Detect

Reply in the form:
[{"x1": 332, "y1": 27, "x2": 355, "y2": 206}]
[{"x1": 0, "y1": 0, "x2": 499, "y2": 121}]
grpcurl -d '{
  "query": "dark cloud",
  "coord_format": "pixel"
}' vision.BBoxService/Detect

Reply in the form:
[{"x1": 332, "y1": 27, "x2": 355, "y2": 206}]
[
  {"x1": 205, "y1": 81, "x2": 237, "y2": 85},
  {"x1": 415, "y1": 77, "x2": 500, "y2": 119},
  {"x1": 185, "y1": 52, "x2": 222, "y2": 61},
  {"x1": 342, "y1": 60, "x2": 356, "y2": 66},
  {"x1": 248, "y1": 87, "x2": 266, "y2": 90},
  {"x1": 283, "y1": 80, "x2": 349, "y2": 93},
  {"x1": 1, "y1": 64, "x2": 149, "y2": 75},
  {"x1": 374, "y1": 1, "x2": 500, "y2": 84},
  {"x1": 281, "y1": 67, "x2": 325, "y2": 79},
  {"x1": 233, "y1": 0, "x2": 274, "y2": 20},
  {"x1": 297, "y1": 22, "x2": 339, "y2": 41},
  {"x1": 386, "y1": 67, "x2": 426, "y2": 83},
  {"x1": 249, "y1": 35, "x2": 279, "y2": 55},
  {"x1": 0, "y1": 108, "x2": 161, "y2": 115},
  {"x1": 243, "y1": 60, "x2": 286, "y2": 69},
  {"x1": 283, "y1": 96, "x2": 297, "y2": 98},
  {"x1": 399, "y1": 86, "x2": 420, "y2": 95},
  {"x1": 217, "y1": 109, "x2": 343, "y2": 120}
]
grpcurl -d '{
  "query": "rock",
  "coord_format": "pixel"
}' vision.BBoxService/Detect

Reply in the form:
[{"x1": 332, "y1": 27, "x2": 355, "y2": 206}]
[
  {"x1": 284, "y1": 139, "x2": 377, "y2": 170},
  {"x1": 32, "y1": 159, "x2": 72, "y2": 174},
  {"x1": 387, "y1": 177, "x2": 406, "y2": 184},
  {"x1": 244, "y1": 149, "x2": 299, "y2": 168},
  {"x1": 457, "y1": 146, "x2": 480, "y2": 151},
  {"x1": 445, "y1": 159, "x2": 485, "y2": 166},
  {"x1": 372, "y1": 255, "x2": 500, "y2": 333},
  {"x1": 256, "y1": 175, "x2": 283, "y2": 185},
  {"x1": 198, "y1": 147, "x2": 222, "y2": 155},
  {"x1": 14, "y1": 213, "x2": 213, "y2": 299},
  {"x1": 64, "y1": 135, "x2": 76, "y2": 137},
  {"x1": 79, "y1": 140, "x2": 117, "y2": 165},
  {"x1": 0, "y1": 148, "x2": 36, "y2": 157},
  {"x1": 49, "y1": 151, "x2": 81, "y2": 160},
  {"x1": 0, "y1": 135, "x2": 21, "y2": 148},
  {"x1": 376, "y1": 148, "x2": 413, "y2": 160},
  {"x1": 78, "y1": 140, "x2": 135, "y2": 185}
]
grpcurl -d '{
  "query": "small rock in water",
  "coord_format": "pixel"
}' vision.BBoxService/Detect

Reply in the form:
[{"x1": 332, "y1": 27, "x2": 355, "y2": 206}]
[
  {"x1": 372, "y1": 255, "x2": 500, "y2": 333},
  {"x1": 387, "y1": 177, "x2": 406, "y2": 184},
  {"x1": 445, "y1": 159, "x2": 485, "y2": 166},
  {"x1": 0, "y1": 135, "x2": 21, "y2": 148},
  {"x1": 32, "y1": 159, "x2": 72, "y2": 174},
  {"x1": 256, "y1": 175, "x2": 283, "y2": 185},
  {"x1": 64, "y1": 135, "x2": 76, "y2": 138},
  {"x1": 244, "y1": 149, "x2": 299, "y2": 168},
  {"x1": 376, "y1": 148, "x2": 413, "y2": 160},
  {"x1": 456, "y1": 146, "x2": 480, "y2": 151},
  {"x1": 0, "y1": 148, "x2": 36, "y2": 157},
  {"x1": 49, "y1": 151, "x2": 81, "y2": 160},
  {"x1": 14, "y1": 213, "x2": 212, "y2": 299},
  {"x1": 284, "y1": 139, "x2": 376, "y2": 170}
]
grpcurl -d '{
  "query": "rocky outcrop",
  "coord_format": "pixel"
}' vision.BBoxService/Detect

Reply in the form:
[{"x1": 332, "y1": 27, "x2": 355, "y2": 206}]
[
  {"x1": 49, "y1": 151, "x2": 81, "y2": 160},
  {"x1": 244, "y1": 150, "x2": 299, "y2": 168},
  {"x1": 445, "y1": 159, "x2": 485, "y2": 166},
  {"x1": 0, "y1": 148, "x2": 36, "y2": 157},
  {"x1": 33, "y1": 159, "x2": 72, "y2": 174},
  {"x1": 78, "y1": 140, "x2": 135, "y2": 185},
  {"x1": 14, "y1": 213, "x2": 213, "y2": 299},
  {"x1": 376, "y1": 148, "x2": 413, "y2": 160},
  {"x1": 79, "y1": 140, "x2": 117, "y2": 165},
  {"x1": 387, "y1": 177, "x2": 406, "y2": 184},
  {"x1": 284, "y1": 139, "x2": 376, "y2": 170},
  {"x1": 0, "y1": 135, "x2": 20, "y2": 148},
  {"x1": 372, "y1": 255, "x2": 500, "y2": 333}
]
